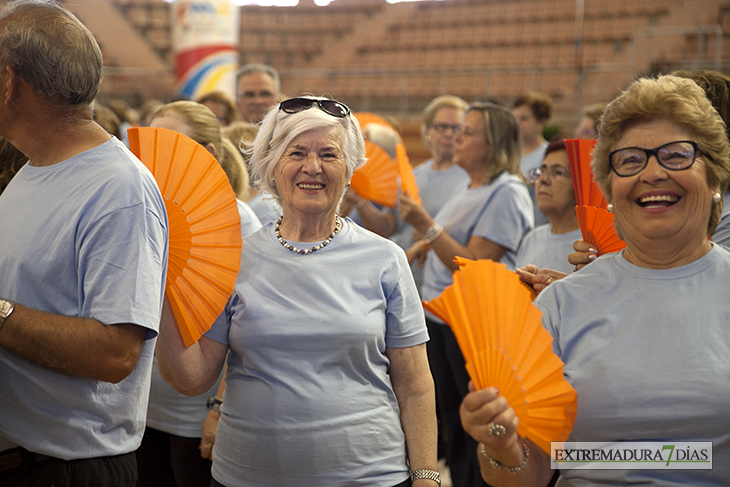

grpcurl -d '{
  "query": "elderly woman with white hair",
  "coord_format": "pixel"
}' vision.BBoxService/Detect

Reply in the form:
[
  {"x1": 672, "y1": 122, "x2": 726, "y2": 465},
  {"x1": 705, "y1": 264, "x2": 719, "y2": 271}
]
[{"x1": 156, "y1": 97, "x2": 438, "y2": 487}]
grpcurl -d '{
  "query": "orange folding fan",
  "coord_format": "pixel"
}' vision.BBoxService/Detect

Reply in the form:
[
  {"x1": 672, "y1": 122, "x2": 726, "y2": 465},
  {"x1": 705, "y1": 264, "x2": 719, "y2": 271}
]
[
  {"x1": 575, "y1": 205, "x2": 626, "y2": 256},
  {"x1": 423, "y1": 259, "x2": 577, "y2": 454},
  {"x1": 566, "y1": 139, "x2": 625, "y2": 254},
  {"x1": 349, "y1": 140, "x2": 400, "y2": 208},
  {"x1": 396, "y1": 143, "x2": 422, "y2": 205},
  {"x1": 128, "y1": 127, "x2": 242, "y2": 347},
  {"x1": 354, "y1": 112, "x2": 400, "y2": 137},
  {"x1": 566, "y1": 138, "x2": 607, "y2": 209}
]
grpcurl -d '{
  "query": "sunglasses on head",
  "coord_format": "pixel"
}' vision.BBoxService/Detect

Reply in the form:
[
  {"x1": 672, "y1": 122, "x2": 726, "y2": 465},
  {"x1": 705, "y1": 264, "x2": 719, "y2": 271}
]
[{"x1": 278, "y1": 98, "x2": 351, "y2": 118}]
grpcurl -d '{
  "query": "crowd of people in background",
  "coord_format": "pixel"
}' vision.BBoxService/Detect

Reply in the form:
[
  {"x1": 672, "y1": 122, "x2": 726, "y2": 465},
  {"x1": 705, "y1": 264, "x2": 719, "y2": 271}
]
[{"x1": 1, "y1": 1, "x2": 729, "y2": 487}]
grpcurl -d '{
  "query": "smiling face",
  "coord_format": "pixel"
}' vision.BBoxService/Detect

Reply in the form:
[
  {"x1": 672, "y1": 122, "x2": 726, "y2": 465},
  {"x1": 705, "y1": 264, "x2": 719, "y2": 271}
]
[
  {"x1": 427, "y1": 106, "x2": 463, "y2": 162},
  {"x1": 535, "y1": 149, "x2": 575, "y2": 218},
  {"x1": 453, "y1": 110, "x2": 490, "y2": 173},
  {"x1": 610, "y1": 118, "x2": 717, "y2": 252},
  {"x1": 274, "y1": 126, "x2": 347, "y2": 220}
]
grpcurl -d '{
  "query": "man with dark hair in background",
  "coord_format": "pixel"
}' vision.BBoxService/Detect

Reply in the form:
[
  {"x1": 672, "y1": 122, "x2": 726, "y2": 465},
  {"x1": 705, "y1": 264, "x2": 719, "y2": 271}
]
[{"x1": 235, "y1": 63, "x2": 280, "y2": 124}]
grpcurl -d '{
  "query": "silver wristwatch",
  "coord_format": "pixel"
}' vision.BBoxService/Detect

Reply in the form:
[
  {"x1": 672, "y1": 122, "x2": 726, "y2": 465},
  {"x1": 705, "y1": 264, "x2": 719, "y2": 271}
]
[{"x1": 0, "y1": 298, "x2": 15, "y2": 332}]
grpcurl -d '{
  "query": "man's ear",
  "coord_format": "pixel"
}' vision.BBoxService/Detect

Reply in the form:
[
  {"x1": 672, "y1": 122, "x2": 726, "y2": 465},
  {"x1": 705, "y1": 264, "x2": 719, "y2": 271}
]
[{"x1": 4, "y1": 65, "x2": 19, "y2": 106}]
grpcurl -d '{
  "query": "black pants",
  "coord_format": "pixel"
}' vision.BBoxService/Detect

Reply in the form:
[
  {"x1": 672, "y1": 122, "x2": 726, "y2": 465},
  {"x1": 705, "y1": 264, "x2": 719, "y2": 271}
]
[
  {"x1": 136, "y1": 427, "x2": 212, "y2": 487},
  {"x1": 211, "y1": 478, "x2": 411, "y2": 486},
  {"x1": 426, "y1": 318, "x2": 488, "y2": 487},
  {"x1": 0, "y1": 449, "x2": 137, "y2": 487}
]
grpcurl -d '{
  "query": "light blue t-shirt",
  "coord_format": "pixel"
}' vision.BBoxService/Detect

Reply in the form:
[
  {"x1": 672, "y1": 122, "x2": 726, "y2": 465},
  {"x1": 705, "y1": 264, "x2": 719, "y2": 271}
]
[
  {"x1": 348, "y1": 202, "x2": 396, "y2": 232},
  {"x1": 391, "y1": 159, "x2": 470, "y2": 251},
  {"x1": 0, "y1": 138, "x2": 168, "y2": 459},
  {"x1": 204, "y1": 219, "x2": 428, "y2": 487},
  {"x1": 248, "y1": 190, "x2": 282, "y2": 226},
  {"x1": 515, "y1": 224, "x2": 581, "y2": 274},
  {"x1": 535, "y1": 245, "x2": 730, "y2": 485},
  {"x1": 146, "y1": 201, "x2": 261, "y2": 438},
  {"x1": 236, "y1": 199, "x2": 263, "y2": 240},
  {"x1": 421, "y1": 171, "x2": 534, "y2": 320}
]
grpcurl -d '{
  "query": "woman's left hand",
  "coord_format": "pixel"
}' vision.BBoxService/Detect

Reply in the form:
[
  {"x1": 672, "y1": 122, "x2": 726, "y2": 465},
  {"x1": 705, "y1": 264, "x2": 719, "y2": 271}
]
[
  {"x1": 199, "y1": 409, "x2": 219, "y2": 460},
  {"x1": 398, "y1": 193, "x2": 431, "y2": 231},
  {"x1": 406, "y1": 240, "x2": 428, "y2": 267},
  {"x1": 515, "y1": 265, "x2": 567, "y2": 294},
  {"x1": 460, "y1": 383, "x2": 524, "y2": 466}
]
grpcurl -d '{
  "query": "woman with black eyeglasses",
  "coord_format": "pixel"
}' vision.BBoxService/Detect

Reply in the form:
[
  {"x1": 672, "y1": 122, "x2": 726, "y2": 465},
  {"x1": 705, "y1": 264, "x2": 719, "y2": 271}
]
[
  {"x1": 461, "y1": 75, "x2": 730, "y2": 485},
  {"x1": 515, "y1": 140, "x2": 580, "y2": 275},
  {"x1": 156, "y1": 96, "x2": 439, "y2": 487}
]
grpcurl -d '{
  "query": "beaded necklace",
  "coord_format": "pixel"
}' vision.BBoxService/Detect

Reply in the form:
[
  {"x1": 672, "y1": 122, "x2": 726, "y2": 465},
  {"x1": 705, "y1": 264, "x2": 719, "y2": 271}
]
[{"x1": 275, "y1": 216, "x2": 342, "y2": 254}]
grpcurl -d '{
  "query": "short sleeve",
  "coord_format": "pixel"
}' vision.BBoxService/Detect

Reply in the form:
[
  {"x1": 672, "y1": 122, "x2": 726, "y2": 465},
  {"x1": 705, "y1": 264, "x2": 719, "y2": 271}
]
[
  {"x1": 203, "y1": 293, "x2": 240, "y2": 345},
  {"x1": 384, "y1": 247, "x2": 429, "y2": 348},
  {"x1": 79, "y1": 202, "x2": 167, "y2": 336},
  {"x1": 473, "y1": 182, "x2": 532, "y2": 251}
]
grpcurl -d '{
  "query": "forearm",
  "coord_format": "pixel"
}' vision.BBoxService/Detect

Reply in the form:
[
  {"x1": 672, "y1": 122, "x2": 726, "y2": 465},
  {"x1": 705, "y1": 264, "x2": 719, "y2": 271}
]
[
  {"x1": 398, "y1": 377, "x2": 438, "y2": 473},
  {"x1": 155, "y1": 298, "x2": 227, "y2": 395},
  {"x1": 0, "y1": 303, "x2": 145, "y2": 383},
  {"x1": 358, "y1": 201, "x2": 397, "y2": 237},
  {"x1": 388, "y1": 345, "x2": 438, "y2": 478},
  {"x1": 428, "y1": 231, "x2": 477, "y2": 271},
  {"x1": 338, "y1": 198, "x2": 355, "y2": 218}
]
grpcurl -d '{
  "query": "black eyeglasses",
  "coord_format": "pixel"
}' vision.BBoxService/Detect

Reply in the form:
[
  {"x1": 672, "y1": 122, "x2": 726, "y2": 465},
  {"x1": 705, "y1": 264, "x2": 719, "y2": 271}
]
[
  {"x1": 278, "y1": 98, "x2": 350, "y2": 118},
  {"x1": 609, "y1": 140, "x2": 704, "y2": 177},
  {"x1": 527, "y1": 165, "x2": 570, "y2": 184},
  {"x1": 431, "y1": 123, "x2": 461, "y2": 133}
]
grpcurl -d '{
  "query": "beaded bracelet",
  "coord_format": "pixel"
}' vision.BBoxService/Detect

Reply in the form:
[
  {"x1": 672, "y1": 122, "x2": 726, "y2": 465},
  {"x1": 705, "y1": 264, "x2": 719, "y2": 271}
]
[
  {"x1": 410, "y1": 469, "x2": 441, "y2": 485},
  {"x1": 480, "y1": 441, "x2": 530, "y2": 473},
  {"x1": 423, "y1": 223, "x2": 443, "y2": 244}
]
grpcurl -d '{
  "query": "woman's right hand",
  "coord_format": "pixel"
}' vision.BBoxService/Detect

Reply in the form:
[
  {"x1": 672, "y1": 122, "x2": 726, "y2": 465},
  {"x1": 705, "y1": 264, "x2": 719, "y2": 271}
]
[
  {"x1": 515, "y1": 265, "x2": 567, "y2": 295},
  {"x1": 460, "y1": 383, "x2": 525, "y2": 467},
  {"x1": 567, "y1": 240, "x2": 598, "y2": 272},
  {"x1": 397, "y1": 192, "x2": 431, "y2": 231}
]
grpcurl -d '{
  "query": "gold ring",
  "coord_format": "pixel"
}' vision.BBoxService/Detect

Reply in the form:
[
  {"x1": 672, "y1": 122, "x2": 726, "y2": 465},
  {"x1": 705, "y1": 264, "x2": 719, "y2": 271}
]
[
  {"x1": 546, "y1": 276, "x2": 554, "y2": 285},
  {"x1": 203, "y1": 443, "x2": 213, "y2": 450}
]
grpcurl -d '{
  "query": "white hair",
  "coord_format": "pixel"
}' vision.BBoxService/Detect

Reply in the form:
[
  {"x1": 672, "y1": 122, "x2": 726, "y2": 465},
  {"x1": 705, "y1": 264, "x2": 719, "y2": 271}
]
[{"x1": 249, "y1": 96, "x2": 366, "y2": 203}]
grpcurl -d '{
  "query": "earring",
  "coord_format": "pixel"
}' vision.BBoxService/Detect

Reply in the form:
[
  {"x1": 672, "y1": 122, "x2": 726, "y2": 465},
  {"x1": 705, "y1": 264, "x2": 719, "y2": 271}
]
[
  {"x1": 271, "y1": 178, "x2": 276, "y2": 188},
  {"x1": 713, "y1": 192, "x2": 722, "y2": 204},
  {"x1": 346, "y1": 182, "x2": 351, "y2": 188},
  {"x1": 607, "y1": 203, "x2": 614, "y2": 213},
  {"x1": 425, "y1": 135, "x2": 431, "y2": 143}
]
